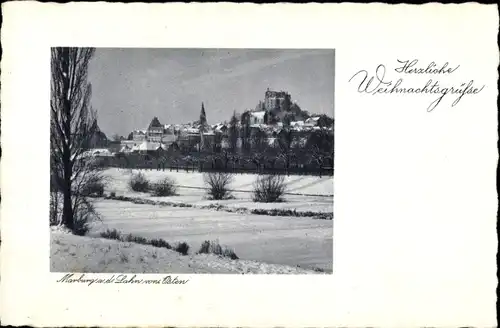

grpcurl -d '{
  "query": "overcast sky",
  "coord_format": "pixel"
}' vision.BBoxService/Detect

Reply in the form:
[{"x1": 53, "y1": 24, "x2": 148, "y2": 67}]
[{"x1": 88, "y1": 48, "x2": 335, "y2": 136}]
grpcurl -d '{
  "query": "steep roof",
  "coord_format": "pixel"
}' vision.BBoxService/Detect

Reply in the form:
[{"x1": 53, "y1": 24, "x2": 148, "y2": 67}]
[
  {"x1": 90, "y1": 119, "x2": 100, "y2": 132},
  {"x1": 148, "y1": 117, "x2": 162, "y2": 128}
]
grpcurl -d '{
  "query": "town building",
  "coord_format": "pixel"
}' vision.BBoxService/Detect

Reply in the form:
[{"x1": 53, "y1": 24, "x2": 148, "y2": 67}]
[
  {"x1": 163, "y1": 124, "x2": 176, "y2": 135},
  {"x1": 250, "y1": 111, "x2": 266, "y2": 125},
  {"x1": 161, "y1": 134, "x2": 177, "y2": 146},
  {"x1": 305, "y1": 117, "x2": 320, "y2": 126},
  {"x1": 86, "y1": 119, "x2": 109, "y2": 149},
  {"x1": 264, "y1": 88, "x2": 291, "y2": 112},
  {"x1": 130, "y1": 141, "x2": 167, "y2": 156},
  {"x1": 146, "y1": 117, "x2": 164, "y2": 142},
  {"x1": 132, "y1": 130, "x2": 147, "y2": 141}
]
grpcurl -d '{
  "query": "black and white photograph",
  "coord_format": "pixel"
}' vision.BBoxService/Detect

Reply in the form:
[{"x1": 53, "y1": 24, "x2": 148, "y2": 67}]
[{"x1": 50, "y1": 48, "x2": 335, "y2": 274}]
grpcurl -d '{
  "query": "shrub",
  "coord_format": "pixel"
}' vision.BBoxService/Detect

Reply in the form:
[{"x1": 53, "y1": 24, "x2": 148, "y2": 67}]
[
  {"x1": 50, "y1": 191, "x2": 63, "y2": 226},
  {"x1": 150, "y1": 177, "x2": 177, "y2": 196},
  {"x1": 80, "y1": 176, "x2": 105, "y2": 197},
  {"x1": 150, "y1": 238, "x2": 171, "y2": 249},
  {"x1": 110, "y1": 191, "x2": 116, "y2": 198},
  {"x1": 128, "y1": 172, "x2": 150, "y2": 192},
  {"x1": 124, "y1": 234, "x2": 148, "y2": 245},
  {"x1": 198, "y1": 240, "x2": 239, "y2": 260},
  {"x1": 100, "y1": 228, "x2": 122, "y2": 240},
  {"x1": 174, "y1": 242, "x2": 190, "y2": 255},
  {"x1": 72, "y1": 198, "x2": 101, "y2": 236},
  {"x1": 252, "y1": 174, "x2": 286, "y2": 203},
  {"x1": 203, "y1": 172, "x2": 234, "y2": 200}
]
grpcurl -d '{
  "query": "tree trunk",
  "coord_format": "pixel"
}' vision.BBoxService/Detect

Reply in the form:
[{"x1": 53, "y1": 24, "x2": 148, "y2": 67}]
[
  {"x1": 62, "y1": 145, "x2": 73, "y2": 229},
  {"x1": 61, "y1": 50, "x2": 74, "y2": 230},
  {"x1": 62, "y1": 184, "x2": 73, "y2": 229}
]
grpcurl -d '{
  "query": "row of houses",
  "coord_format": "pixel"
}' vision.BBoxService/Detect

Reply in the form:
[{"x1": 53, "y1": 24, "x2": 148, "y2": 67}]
[
  {"x1": 119, "y1": 135, "x2": 290, "y2": 155},
  {"x1": 131, "y1": 116, "x2": 328, "y2": 145}
]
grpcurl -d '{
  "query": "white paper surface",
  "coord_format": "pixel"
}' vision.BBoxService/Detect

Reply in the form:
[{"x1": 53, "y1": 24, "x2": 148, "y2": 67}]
[{"x1": 0, "y1": 2, "x2": 498, "y2": 327}]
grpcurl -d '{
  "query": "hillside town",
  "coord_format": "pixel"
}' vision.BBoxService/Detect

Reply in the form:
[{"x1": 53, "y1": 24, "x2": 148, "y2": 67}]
[{"x1": 87, "y1": 88, "x2": 334, "y2": 175}]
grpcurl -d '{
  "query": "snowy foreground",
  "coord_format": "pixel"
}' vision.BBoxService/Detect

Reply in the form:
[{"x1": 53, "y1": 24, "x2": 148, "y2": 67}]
[
  {"x1": 51, "y1": 230, "x2": 321, "y2": 274},
  {"x1": 87, "y1": 199, "x2": 333, "y2": 271},
  {"x1": 51, "y1": 168, "x2": 333, "y2": 273},
  {"x1": 104, "y1": 168, "x2": 334, "y2": 213}
]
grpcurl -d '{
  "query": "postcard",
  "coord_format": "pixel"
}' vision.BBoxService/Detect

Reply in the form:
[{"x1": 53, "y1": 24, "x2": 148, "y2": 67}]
[{"x1": 0, "y1": 2, "x2": 498, "y2": 327}]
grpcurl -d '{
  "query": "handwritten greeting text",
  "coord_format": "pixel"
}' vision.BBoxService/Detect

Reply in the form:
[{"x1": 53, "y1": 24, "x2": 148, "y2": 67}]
[
  {"x1": 56, "y1": 273, "x2": 189, "y2": 286},
  {"x1": 349, "y1": 59, "x2": 485, "y2": 112}
]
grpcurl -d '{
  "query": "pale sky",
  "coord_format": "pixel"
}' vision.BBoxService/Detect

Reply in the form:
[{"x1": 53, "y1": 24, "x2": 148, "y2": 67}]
[{"x1": 88, "y1": 48, "x2": 335, "y2": 136}]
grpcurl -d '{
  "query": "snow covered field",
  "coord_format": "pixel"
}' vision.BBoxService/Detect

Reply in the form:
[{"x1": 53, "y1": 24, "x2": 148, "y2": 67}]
[
  {"x1": 51, "y1": 230, "x2": 321, "y2": 274},
  {"x1": 51, "y1": 168, "x2": 333, "y2": 273},
  {"x1": 103, "y1": 168, "x2": 334, "y2": 213},
  {"x1": 88, "y1": 199, "x2": 333, "y2": 272}
]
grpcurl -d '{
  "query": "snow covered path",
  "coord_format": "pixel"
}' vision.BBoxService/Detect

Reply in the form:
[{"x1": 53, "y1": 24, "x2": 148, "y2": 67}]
[{"x1": 89, "y1": 199, "x2": 333, "y2": 272}]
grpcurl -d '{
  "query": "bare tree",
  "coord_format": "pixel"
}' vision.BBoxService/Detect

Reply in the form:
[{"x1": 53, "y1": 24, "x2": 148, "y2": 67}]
[
  {"x1": 251, "y1": 128, "x2": 268, "y2": 152},
  {"x1": 213, "y1": 132, "x2": 223, "y2": 153},
  {"x1": 228, "y1": 111, "x2": 239, "y2": 153},
  {"x1": 240, "y1": 110, "x2": 251, "y2": 153},
  {"x1": 309, "y1": 145, "x2": 325, "y2": 177},
  {"x1": 50, "y1": 47, "x2": 100, "y2": 233},
  {"x1": 278, "y1": 128, "x2": 293, "y2": 174},
  {"x1": 251, "y1": 152, "x2": 265, "y2": 173}
]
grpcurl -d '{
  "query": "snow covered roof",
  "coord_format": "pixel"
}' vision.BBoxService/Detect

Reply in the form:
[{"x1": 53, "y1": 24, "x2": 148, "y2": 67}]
[
  {"x1": 92, "y1": 148, "x2": 112, "y2": 155},
  {"x1": 267, "y1": 137, "x2": 278, "y2": 146},
  {"x1": 79, "y1": 148, "x2": 113, "y2": 158},
  {"x1": 134, "y1": 141, "x2": 166, "y2": 151},
  {"x1": 133, "y1": 130, "x2": 146, "y2": 135},
  {"x1": 214, "y1": 123, "x2": 227, "y2": 132},
  {"x1": 251, "y1": 111, "x2": 266, "y2": 119},
  {"x1": 291, "y1": 121, "x2": 305, "y2": 126},
  {"x1": 119, "y1": 145, "x2": 133, "y2": 153},
  {"x1": 185, "y1": 127, "x2": 200, "y2": 134},
  {"x1": 272, "y1": 126, "x2": 282, "y2": 133}
]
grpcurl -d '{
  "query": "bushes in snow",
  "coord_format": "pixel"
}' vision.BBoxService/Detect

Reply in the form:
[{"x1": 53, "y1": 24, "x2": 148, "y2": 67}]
[
  {"x1": 124, "y1": 234, "x2": 148, "y2": 245},
  {"x1": 203, "y1": 172, "x2": 233, "y2": 200},
  {"x1": 150, "y1": 238, "x2": 171, "y2": 249},
  {"x1": 174, "y1": 242, "x2": 190, "y2": 255},
  {"x1": 80, "y1": 175, "x2": 106, "y2": 197},
  {"x1": 128, "y1": 172, "x2": 150, "y2": 192},
  {"x1": 99, "y1": 229, "x2": 187, "y2": 255},
  {"x1": 252, "y1": 174, "x2": 286, "y2": 203},
  {"x1": 50, "y1": 192, "x2": 63, "y2": 226},
  {"x1": 50, "y1": 172, "x2": 104, "y2": 235},
  {"x1": 128, "y1": 173, "x2": 179, "y2": 197},
  {"x1": 150, "y1": 177, "x2": 178, "y2": 196},
  {"x1": 198, "y1": 240, "x2": 239, "y2": 260},
  {"x1": 100, "y1": 228, "x2": 122, "y2": 240}
]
